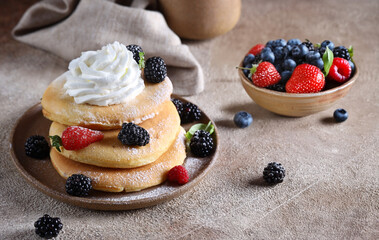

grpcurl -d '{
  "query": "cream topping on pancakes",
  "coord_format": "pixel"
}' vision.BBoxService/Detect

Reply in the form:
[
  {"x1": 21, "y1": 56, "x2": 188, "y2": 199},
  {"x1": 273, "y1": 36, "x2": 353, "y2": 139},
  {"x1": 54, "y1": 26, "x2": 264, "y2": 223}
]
[{"x1": 64, "y1": 41, "x2": 144, "y2": 106}]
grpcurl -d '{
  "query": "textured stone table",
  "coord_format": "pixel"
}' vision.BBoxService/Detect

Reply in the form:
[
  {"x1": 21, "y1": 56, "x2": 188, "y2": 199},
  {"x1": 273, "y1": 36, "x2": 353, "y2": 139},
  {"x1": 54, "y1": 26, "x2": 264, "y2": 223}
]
[{"x1": 1, "y1": 0, "x2": 378, "y2": 239}]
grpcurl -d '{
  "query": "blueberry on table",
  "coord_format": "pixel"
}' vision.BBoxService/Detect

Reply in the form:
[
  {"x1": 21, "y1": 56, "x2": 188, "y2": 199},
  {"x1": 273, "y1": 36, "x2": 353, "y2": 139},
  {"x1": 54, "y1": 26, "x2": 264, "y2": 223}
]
[
  {"x1": 333, "y1": 109, "x2": 348, "y2": 122},
  {"x1": 234, "y1": 111, "x2": 253, "y2": 128}
]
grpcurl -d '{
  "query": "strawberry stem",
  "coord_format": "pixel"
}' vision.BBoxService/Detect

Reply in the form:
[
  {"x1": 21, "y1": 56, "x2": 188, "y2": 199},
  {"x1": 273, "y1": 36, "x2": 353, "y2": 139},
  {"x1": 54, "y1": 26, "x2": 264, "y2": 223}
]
[{"x1": 49, "y1": 135, "x2": 62, "y2": 152}]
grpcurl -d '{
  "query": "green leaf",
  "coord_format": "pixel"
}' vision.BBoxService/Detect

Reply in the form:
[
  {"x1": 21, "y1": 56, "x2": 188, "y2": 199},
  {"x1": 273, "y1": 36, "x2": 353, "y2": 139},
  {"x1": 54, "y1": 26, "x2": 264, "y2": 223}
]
[
  {"x1": 185, "y1": 121, "x2": 214, "y2": 140},
  {"x1": 348, "y1": 45, "x2": 354, "y2": 58},
  {"x1": 248, "y1": 64, "x2": 258, "y2": 78},
  {"x1": 138, "y1": 52, "x2": 145, "y2": 69},
  {"x1": 315, "y1": 43, "x2": 321, "y2": 48},
  {"x1": 322, "y1": 47, "x2": 334, "y2": 76},
  {"x1": 49, "y1": 135, "x2": 62, "y2": 152}
]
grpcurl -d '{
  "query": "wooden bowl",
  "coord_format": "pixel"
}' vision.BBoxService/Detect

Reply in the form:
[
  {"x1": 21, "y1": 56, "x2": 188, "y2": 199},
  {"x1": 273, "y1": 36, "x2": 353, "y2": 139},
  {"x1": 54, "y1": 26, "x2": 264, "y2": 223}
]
[{"x1": 238, "y1": 61, "x2": 358, "y2": 117}]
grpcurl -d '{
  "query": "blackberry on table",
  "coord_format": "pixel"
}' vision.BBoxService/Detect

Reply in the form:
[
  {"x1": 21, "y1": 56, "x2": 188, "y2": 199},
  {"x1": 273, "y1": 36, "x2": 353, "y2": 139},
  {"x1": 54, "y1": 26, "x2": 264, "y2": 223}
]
[
  {"x1": 171, "y1": 98, "x2": 184, "y2": 116},
  {"x1": 65, "y1": 174, "x2": 92, "y2": 197},
  {"x1": 126, "y1": 44, "x2": 143, "y2": 64},
  {"x1": 333, "y1": 46, "x2": 351, "y2": 61},
  {"x1": 190, "y1": 130, "x2": 214, "y2": 157},
  {"x1": 144, "y1": 56, "x2": 167, "y2": 83},
  {"x1": 263, "y1": 162, "x2": 285, "y2": 184},
  {"x1": 34, "y1": 214, "x2": 63, "y2": 239},
  {"x1": 25, "y1": 135, "x2": 50, "y2": 159},
  {"x1": 181, "y1": 102, "x2": 202, "y2": 124},
  {"x1": 118, "y1": 123, "x2": 150, "y2": 146}
]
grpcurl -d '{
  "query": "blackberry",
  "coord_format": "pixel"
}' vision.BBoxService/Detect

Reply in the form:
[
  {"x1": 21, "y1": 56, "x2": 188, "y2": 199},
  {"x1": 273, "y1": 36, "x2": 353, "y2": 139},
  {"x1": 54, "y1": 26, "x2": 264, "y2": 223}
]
[
  {"x1": 118, "y1": 122, "x2": 150, "y2": 146},
  {"x1": 181, "y1": 102, "x2": 202, "y2": 124},
  {"x1": 190, "y1": 130, "x2": 214, "y2": 157},
  {"x1": 144, "y1": 57, "x2": 167, "y2": 83},
  {"x1": 252, "y1": 54, "x2": 262, "y2": 64},
  {"x1": 263, "y1": 162, "x2": 285, "y2": 184},
  {"x1": 34, "y1": 214, "x2": 63, "y2": 239},
  {"x1": 171, "y1": 98, "x2": 184, "y2": 116},
  {"x1": 266, "y1": 83, "x2": 286, "y2": 92},
  {"x1": 302, "y1": 40, "x2": 315, "y2": 51},
  {"x1": 333, "y1": 46, "x2": 351, "y2": 61},
  {"x1": 65, "y1": 174, "x2": 92, "y2": 197},
  {"x1": 126, "y1": 44, "x2": 143, "y2": 64},
  {"x1": 24, "y1": 135, "x2": 50, "y2": 159}
]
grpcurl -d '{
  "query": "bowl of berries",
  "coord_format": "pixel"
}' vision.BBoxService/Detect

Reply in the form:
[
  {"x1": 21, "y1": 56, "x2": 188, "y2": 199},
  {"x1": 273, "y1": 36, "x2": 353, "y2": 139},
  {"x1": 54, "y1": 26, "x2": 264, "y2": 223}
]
[{"x1": 238, "y1": 39, "x2": 358, "y2": 117}]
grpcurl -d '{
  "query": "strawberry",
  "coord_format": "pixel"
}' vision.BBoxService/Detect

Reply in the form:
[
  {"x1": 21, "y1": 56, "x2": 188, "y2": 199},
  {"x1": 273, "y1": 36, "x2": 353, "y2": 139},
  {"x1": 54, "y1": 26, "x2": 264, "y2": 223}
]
[
  {"x1": 285, "y1": 64, "x2": 325, "y2": 93},
  {"x1": 327, "y1": 57, "x2": 351, "y2": 83},
  {"x1": 50, "y1": 126, "x2": 104, "y2": 151},
  {"x1": 167, "y1": 165, "x2": 189, "y2": 185},
  {"x1": 248, "y1": 44, "x2": 265, "y2": 56},
  {"x1": 251, "y1": 62, "x2": 281, "y2": 87}
]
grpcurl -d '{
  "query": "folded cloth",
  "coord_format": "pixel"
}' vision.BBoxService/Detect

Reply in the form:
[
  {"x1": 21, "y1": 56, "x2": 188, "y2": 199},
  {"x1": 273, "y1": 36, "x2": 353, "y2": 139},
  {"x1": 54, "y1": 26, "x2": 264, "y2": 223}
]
[{"x1": 12, "y1": 0, "x2": 204, "y2": 95}]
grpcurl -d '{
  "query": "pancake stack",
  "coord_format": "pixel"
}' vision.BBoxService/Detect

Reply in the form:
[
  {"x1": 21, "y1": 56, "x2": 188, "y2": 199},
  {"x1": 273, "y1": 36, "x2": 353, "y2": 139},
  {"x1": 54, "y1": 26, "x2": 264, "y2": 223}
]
[{"x1": 41, "y1": 45, "x2": 186, "y2": 193}]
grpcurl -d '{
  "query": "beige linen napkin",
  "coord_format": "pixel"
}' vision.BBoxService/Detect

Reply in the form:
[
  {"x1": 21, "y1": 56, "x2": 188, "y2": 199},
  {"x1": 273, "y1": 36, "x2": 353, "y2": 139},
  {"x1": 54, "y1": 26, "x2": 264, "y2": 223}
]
[{"x1": 12, "y1": 0, "x2": 204, "y2": 95}]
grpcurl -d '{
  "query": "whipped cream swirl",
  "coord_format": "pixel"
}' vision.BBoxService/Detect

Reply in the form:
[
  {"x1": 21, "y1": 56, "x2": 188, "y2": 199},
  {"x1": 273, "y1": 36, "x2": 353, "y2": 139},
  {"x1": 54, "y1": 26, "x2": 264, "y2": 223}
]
[{"x1": 64, "y1": 41, "x2": 144, "y2": 106}]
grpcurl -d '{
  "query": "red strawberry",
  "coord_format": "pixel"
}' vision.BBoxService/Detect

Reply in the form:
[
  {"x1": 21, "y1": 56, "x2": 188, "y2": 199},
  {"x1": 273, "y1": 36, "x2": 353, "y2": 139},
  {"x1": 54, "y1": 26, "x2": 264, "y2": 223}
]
[
  {"x1": 167, "y1": 165, "x2": 189, "y2": 185},
  {"x1": 327, "y1": 57, "x2": 352, "y2": 83},
  {"x1": 285, "y1": 64, "x2": 325, "y2": 93},
  {"x1": 55, "y1": 126, "x2": 104, "y2": 151},
  {"x1": 252, "y1": 62, "x2": 281, "y2": 87},
  {"x1": 248, "y1": 44, "x2": 265, "y2": 56}
]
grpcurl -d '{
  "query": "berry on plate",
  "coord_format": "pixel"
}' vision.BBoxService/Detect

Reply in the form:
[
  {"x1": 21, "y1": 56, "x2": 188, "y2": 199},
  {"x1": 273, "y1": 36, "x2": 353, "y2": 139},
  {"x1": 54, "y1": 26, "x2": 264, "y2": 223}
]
[
  {"x1": 50, "y1": 126, "x2": 104, "y2": 151},
  {"x1": 118, "y1": 123, "x2": 150, "y2": 146},
  {"x1": 234, "y1": 111, "x2": 253, "y2": 128},
  {"x1": 263, "y1": 162, "x2": 285, "y2": 184},
  {"x1": 167, "y1": 165, "x2": 189, "y2": 185},
  {"x1": 34, "y1": 214, "x2": 63, "y2": 239},
  {"x1": 65, "y1": 174, "x2": 92, "y2": 197},
  {"x1": 252, "y1": 62, "x2": 281, "y2": 87},
  {"x1": 181, "y1": 102, "x2": 202, "y2": 124},
  {"x1": 190, "y1": 130, "x2": 214, "y2": 157},
  {"x1": 285, "y1": 64, "x2": 325, "y2": 93},
  {"x1": 333, "y1": 108, "x2": 348, "y2": 122},
  {"x1": 25, "y1": 135, "x2": 50, "y2": 159},
  {"x1": 327, "y1": 57, "x2": 352, "y2": 83},
  {"x1": 248, "y1": 44, "x2": 265, "y2": 56}
]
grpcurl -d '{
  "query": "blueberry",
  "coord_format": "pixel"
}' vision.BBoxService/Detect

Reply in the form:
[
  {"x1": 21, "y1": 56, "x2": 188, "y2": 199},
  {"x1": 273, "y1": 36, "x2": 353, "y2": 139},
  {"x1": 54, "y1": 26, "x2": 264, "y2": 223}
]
[
  {"x1": 273, "y1": 47, "x2": 285, "y2": 60},
  {"x1": 243, "y1": 54, "x2": 255, "y2": 67},
  {"x1": 243, "y1": 63, "x2": 252, "y2": 78},
  {"x1": 261, "y1": 48, "x2": 275, "y2": 63},
  {"x1": 280, "y1": 70, "x2": 292, "y2": 83},
  {"x1": 273, "y1": 39, "x2": 287, "y2": 48},
  {"x1": 321, "y1": 40, "x2": 335, "y2": 51},
  {"x1": 333, "y1": 109, "x2": 348, "y2": 122},
  {"x1": 282, "y1": 59, "x2": 297, "y2": 71},
  {"x1": 283, "y1": 45, "x2": 293, "y2": 58},
  {"x1": 234, "y1": 111, "x2": 253, "y2": 128},
  {"x1": 305, "y1": 51, "x2": 321, "y2": 63},
  {"x1": 266, "y1": 40, "x2": 274, "y2": 49},
  {"x1": 287, "y1": 38, "x2": 302, "y2": 46},
  {"x1": 291, "y1": 44, "x2": 309, "y2": 59},
  {"x1": 319, "y1": 47, "x2": 326, "y2": 56},
  {"x1": 310, "y1": 58, "x2": 324, "y2": 70},
  {"x1": 348, "y1": 60, "x2": 355, "y2": 73}
]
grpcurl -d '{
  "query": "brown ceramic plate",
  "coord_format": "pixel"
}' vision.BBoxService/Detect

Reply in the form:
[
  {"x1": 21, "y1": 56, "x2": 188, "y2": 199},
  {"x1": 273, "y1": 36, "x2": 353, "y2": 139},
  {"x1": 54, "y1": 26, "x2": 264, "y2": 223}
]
[{"x1": 9, "y1": 96, "x2": 218, "y2": 211}]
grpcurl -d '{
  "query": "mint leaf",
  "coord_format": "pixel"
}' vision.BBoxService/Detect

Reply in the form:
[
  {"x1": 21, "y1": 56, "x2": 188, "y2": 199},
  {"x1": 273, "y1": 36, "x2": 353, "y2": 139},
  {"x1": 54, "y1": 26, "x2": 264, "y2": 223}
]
[
  {"x1": 322, "y1": 47, "x2": 334, "y2": 76},
  {"x1": 348, "y1": 45, "x2": 354, "y2": 58},
  {"x1": 185, "y1": 121, "x2": 214, "y2": 140},
  {"x1": 138, "y1": 52, "x2": 145, "y2": 69},
  {"x1": 315, "y1": 43, "x2": 321, "y2": 48},
  {"x1": 49, "y1": 135, "x2": 62, "y2": 152}
]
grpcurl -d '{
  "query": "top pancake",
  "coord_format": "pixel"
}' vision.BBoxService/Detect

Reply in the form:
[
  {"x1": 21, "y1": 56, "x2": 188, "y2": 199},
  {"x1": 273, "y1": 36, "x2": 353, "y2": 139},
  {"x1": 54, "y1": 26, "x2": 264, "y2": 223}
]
[{"x1": 41, "y1": 72, "x2": 173, "y2": 130}]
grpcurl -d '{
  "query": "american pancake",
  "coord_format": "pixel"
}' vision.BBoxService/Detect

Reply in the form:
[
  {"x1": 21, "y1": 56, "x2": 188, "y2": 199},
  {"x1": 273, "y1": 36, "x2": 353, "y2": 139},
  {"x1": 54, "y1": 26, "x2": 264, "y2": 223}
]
[
  {"x1": 50, "y1": 128, "x2": 186, "y2": 192},
  {"x1": 49, "y1": 101, "x2": 180, "y2": 168}
]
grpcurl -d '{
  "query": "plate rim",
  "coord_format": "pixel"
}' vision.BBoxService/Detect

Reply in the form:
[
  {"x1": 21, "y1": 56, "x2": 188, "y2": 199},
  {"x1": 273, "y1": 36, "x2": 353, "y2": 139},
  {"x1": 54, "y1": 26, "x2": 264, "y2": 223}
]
[{"x1": 9, "y1": 96, "x2": 219, "y2": 210}]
